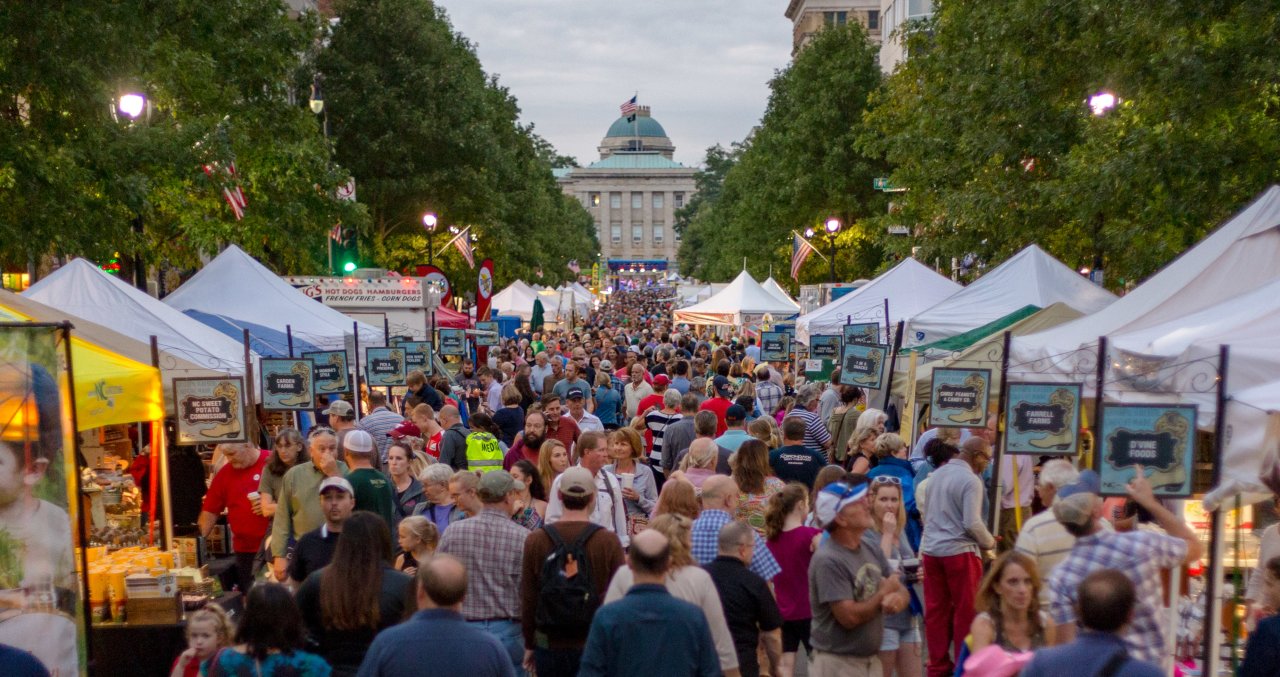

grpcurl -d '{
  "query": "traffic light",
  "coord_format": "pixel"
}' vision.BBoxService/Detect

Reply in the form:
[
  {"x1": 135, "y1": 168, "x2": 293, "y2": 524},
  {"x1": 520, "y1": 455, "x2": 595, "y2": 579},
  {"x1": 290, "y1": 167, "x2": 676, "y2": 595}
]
[
  {"x1": 335, "y1": 226, "x2": 359, "y2": 275},
  {"x1": 342, "y1": 261, "x2": 357, "y2": 273}
]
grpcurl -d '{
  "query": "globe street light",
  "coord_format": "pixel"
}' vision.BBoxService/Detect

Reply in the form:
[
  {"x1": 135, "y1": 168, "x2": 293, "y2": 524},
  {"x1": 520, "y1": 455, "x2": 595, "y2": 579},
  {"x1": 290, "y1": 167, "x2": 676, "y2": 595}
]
[
  {"x1": 1088, "y1": 91, "x2": 1117, "y2": 116},
  {"x1": 117, "y1": 93, "x2": 147, "y2": 120},
  {"x1": 422, "y1": 212, "x2": 438, "y2": 266}
]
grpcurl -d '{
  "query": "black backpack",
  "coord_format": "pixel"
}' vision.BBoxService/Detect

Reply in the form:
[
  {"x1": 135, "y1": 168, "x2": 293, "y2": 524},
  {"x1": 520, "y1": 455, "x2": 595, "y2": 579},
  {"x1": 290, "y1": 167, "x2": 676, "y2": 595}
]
[{"x1": 535, "y1": 523, "x2": 603, "y2": 634}]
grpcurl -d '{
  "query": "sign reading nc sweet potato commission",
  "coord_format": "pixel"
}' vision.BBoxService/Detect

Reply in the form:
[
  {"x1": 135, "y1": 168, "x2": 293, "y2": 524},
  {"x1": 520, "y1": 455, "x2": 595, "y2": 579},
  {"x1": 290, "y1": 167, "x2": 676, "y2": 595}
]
[
  {"x1": 927, "y1": 368, "x2": 991, "y2": 428},
  {"x1": 302, "y1": 350, "x2": 350, "y2": 396},
  {"x1": 1100, "y1": 404, "x2": 1197, "y2": 498},
  {"x1": 174, "y1": 377, "x2": 247, "y2": 444},
  {"x1": 1004, "y1": 383, "x2": 1082, "y2": 455}
]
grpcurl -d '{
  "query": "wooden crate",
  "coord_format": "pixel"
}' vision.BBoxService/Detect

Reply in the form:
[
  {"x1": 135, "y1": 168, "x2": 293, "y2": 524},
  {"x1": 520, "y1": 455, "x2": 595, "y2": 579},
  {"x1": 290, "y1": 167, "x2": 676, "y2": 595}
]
[{"x1": 125, "y1": 595, "x2": 182, "y2": 625}]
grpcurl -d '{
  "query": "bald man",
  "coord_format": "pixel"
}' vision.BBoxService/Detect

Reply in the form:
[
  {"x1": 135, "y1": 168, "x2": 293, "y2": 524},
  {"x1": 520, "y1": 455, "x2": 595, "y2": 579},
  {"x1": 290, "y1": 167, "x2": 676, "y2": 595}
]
[
  {"x1": 690, "y1": 476, "x2": 781, "y2": 582},
  {"x1": 359, "y1": 555, "x2": 515, "y2": 676},
  {"x1": 580, "y1": 531, "x2": 720, "y2": 677},
  {"x1": 437, "y1": 405, "x2": 472, "y2": 472}
]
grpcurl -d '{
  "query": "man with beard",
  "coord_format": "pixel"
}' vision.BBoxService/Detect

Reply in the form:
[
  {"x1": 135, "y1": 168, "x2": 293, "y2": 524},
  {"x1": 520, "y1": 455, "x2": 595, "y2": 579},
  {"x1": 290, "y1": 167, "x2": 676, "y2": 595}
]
[
  {"x1": 454, "y1": 358, "x2": 481, "y2": 413},
  {"x1": 503, "y1": 411, "x2": 547, "y2": 470}
]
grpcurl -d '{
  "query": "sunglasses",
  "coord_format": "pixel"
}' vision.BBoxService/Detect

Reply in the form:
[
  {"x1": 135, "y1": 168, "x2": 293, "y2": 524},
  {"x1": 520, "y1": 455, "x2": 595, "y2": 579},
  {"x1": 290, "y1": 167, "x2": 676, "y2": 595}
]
[{"x1": 871, "y1": 476, "x2": 902, "y2": 486}]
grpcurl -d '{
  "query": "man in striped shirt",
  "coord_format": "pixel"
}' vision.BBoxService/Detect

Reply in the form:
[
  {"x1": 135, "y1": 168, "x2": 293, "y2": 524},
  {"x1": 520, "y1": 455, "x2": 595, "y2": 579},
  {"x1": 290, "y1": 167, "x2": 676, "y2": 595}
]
[
  {"x1": 357, "y1": 391, "x2": 405, "y2": 463},
  {"x1": 788, "y1": 384, "x2": 832, "y2": 458},
  {"x1": 1014, "y1": 460, "x2": 1083, "y2": 604},
  {"x1": 643, "y1": 389, "x2": 683, "y2": 477}
]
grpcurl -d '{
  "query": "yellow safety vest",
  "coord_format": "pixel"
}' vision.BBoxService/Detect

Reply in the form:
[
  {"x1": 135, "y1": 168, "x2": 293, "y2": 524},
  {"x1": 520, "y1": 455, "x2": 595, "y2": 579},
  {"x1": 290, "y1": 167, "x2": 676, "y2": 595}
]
[{"x1": 465, "y1": 431, "x2": 504, "y2": 474}]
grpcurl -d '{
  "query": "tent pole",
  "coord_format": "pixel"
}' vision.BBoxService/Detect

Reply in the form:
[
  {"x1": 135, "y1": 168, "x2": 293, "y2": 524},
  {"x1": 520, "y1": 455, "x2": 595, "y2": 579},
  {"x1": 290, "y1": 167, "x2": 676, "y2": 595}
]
[
  {"x1": 352, "y1": 321, "x2": 363, "y2": 422},
  {"x1": 1202, "y1": 344, "x2": 1230, "y2": 674},
  {"x1": 286, "y1": 325, "x2": 294, "y2": 358},
  {"x1": 881, "y1": 321, "x2": 904, "y2": 411},
  {"x1": 987, "y1": 331, "x2": 1012, "y2": 535},
  {"x1": 60, "y1": 323, "x2": 97, "y2": 664},
  {"x1": 883, "y1": 299, "x2": 890, "y2": 344},
  {"x1": 1091, "y1": 336, "x2": 1106, "y2": 473},
  {"x1": 243, "y1": 328, "x2": 259, "y2": 445}
]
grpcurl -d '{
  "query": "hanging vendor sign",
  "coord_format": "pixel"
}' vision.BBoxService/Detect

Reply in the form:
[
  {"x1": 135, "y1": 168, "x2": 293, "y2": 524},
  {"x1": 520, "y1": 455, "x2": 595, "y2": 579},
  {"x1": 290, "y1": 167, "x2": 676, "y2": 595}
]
[
  {"x1": 438, "y1": 328, "x2": 467, "y2": 356},
  {"x1": 1004, "y1": 383, "x2": 1082, "y2": 455},
  {"x1": 844, "y1": 322, "x2": 882, "y2": 346},
  {"x1": 809, "y1": 335, "x2": 841, "y2": 360},
  {"x1": 476, "y1": 258, "x2": 494, "y2": 322},
  {"x1": 173, "y1": 377, "x2": 247, "y2": 444},
  {"x1": 760, "y1": 331, "x2": 791, "y2": 362},
  {"x1": 0, "y1": 324, "x2": 85, "y2": 676},
  {"x1": 400, "y1": 341, "x2": 433, "y2": 374},
  {"x1": 365, "y1": 347, "x2": 407, "y2": 387},
  {"x1": 928, "y1": 368, "x2": 991, "y2": 428},
  {"x1": 839, "y1": 342, "x2": 889, "y2": 390},
  {"x1": 301, "y1": 351, "x2": 350, "y2": 395},
  {"x1": 475, "y1": 321, "x2": 500, "y2": 347},
  {"x1": 1099, "y1": 404, "x2": 1197, "y2": 497},
  {"x1": 260, "y1": 358, "x2": 315, "y2": 411}
]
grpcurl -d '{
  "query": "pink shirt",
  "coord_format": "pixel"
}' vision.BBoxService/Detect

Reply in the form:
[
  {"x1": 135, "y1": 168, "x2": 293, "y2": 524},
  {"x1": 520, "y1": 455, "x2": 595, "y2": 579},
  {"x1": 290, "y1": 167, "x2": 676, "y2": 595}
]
[{"x1": 766, "y1": 525, "x2": 824, "y2": 620}]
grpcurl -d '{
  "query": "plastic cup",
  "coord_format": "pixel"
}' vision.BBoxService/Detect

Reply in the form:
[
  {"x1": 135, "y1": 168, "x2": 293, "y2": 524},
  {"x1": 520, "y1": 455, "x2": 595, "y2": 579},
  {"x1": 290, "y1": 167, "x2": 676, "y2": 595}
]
[{"x1": 620, "y1": 473, "x2": 634, "y2": 490}]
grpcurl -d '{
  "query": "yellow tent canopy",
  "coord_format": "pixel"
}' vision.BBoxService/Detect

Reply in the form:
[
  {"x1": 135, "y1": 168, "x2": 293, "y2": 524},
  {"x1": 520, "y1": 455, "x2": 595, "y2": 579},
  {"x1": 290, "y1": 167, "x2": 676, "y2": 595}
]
[{"x1": 0, "y1": 291, "x2": 166, "y2": 429}]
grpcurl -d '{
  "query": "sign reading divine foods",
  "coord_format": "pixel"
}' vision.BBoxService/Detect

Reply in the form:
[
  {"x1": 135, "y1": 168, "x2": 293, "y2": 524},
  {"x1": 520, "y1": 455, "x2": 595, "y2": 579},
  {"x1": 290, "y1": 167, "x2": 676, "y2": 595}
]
[
  {"x1": 760, "y1": 331, "x2": 791, "y2": 362},
  {"x1": 838, "y1": 342, "x2": 889, "y2": 390},
  {"x1": 400, "y1": 341, "x2": 433, "y2": 374},
  {"x1": 1100, "y1": 404, "x2": 1197, "y2": 497},
  {"x1": 1004, "y1": 383, "x2": 1083, "y2": 455},
  {"x1": 365, "y1": 347, "x2": 407, "y2": 387},
  {"x1": 438, "y1": 328, "x2": 467, "y2": 356},
  {"x1": 809, "y1": 335, "x2": 841, "y2": 360},
  {"x1": 174, "y1": 377, "x2": 247, "y2": 445},
  {"x1": 475, "y1": 321, "x2": 500, "y2": 347},
  {"x1": 260, "y1": 359, "x2": 316, "y2": 411},
  {"x1": 928, "y1": 368, "x2": 991, "y2": 428},
  {"x1": 844, "y1": 322, "x2": 882, "y2": 346},
  {"x1": 302, "y1": 350, "x2": 350, "y2": 395}
]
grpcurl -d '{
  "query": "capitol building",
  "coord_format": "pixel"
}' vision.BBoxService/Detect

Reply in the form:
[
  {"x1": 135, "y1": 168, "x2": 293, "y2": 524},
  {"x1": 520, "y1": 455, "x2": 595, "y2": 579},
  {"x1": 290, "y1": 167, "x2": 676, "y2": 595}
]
[{"x1": 556, "y1": 106, "x2": 697, "y2": 286}]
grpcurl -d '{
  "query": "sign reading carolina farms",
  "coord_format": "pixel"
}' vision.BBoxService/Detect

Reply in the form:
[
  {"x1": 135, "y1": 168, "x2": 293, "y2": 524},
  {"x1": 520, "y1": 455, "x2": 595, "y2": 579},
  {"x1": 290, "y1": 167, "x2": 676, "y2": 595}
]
[
  {"x1": 1004, "y1": 383, "x2": 1082, "y2": 455},
  {"x1": 173, "y1": 377, "x2": 247, "y2": 444},
  {"x1": 928, "y1": 368, "x2": 991, "y2": 428}
]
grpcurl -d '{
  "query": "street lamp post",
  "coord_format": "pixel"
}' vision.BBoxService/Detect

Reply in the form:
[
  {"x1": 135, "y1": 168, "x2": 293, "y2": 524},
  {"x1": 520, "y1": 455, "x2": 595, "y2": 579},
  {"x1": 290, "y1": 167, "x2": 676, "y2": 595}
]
[
  {"x1": 422, "y1": 212, "x2": 438, "y2": 266},
  {"x1": 114, "y1": 91, "x2": 150, "y2": 291},
  {"x1": 805, "y1": 217, "x2": 843, "y2": 282}
]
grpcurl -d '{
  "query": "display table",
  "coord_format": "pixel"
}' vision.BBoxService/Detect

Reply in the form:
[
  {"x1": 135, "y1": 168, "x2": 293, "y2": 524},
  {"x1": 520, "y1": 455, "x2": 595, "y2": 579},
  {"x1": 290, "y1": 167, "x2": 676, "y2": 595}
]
[{"x1": 89, "y1": 591, "x2": 242, "y2": 675}]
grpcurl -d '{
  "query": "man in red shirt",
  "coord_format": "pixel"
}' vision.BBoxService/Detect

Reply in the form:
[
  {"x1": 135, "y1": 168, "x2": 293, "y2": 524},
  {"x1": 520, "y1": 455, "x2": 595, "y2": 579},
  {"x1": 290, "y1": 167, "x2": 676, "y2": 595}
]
[
  {"x1": 542, "y1": 393, "x2": 581, "y2": 457},
  {"x1": 699, "y1": 375, "x2": 734, "y2": 436},
  {"x1": 410, "y1": 403, "x2": 443, "y2": 458},
  {"x1": 635, "y1": 375, "x2": 669, "y2": 419},
  {"x1": 198, "y1": 442, "x2": 269, "y2": 593}
]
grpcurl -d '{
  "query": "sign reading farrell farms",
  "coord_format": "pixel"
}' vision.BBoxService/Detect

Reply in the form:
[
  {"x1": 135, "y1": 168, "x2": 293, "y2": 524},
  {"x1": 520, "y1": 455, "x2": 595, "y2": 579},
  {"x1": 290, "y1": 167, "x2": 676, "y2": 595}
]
[
  {"x1": 173, "y1": 377, "x2": 247, "y2": 444},
  {"x1": 1004, "y1": 383, "x2": 1082, "y2": 455},
  {"x1": 928, "y1": 368, "x2": 991, "y2": 428},
  {"x1": 260, "y1": 359, "x2": 316, "y2": 411},
  {"x1": 302, "y1": 350, "x2": 350, "y2": 395},
  {"x1": 366, "y1": 347, "x2": 407, "y2": 386}
]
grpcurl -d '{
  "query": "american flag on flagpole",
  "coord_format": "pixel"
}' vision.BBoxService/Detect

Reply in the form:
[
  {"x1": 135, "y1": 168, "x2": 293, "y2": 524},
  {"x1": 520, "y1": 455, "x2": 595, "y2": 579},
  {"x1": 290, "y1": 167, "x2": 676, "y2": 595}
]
[
  {"x1": 620, "y1": 95, "x2": 638, "y2": 117},
  {"x1": 452, "y1": 229, "x2": 475, "y2": 268},
  {"x1": 791, "y1": 232, "x2": 816, "y2": 280},
  {"x1": 329, "y1": 224, "x2": 342, "y2": 242},
  {"x1": 202, "y1": 160, "x2": 247, "y2": 220}
]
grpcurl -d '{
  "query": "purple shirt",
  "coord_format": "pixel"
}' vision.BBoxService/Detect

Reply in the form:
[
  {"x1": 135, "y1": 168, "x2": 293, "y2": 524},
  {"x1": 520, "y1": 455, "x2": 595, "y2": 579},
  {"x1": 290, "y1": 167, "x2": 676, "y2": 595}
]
[{"x1": 766, "y1": 526, "x2": 824, "y2": 620}]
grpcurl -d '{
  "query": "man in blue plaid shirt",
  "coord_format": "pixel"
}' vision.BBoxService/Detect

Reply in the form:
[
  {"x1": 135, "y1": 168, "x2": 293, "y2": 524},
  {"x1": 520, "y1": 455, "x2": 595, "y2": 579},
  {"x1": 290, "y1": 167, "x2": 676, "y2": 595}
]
[
  {"x1": 1046, "y1": 468, "x2": 1203, "y2": 665},
  {"x1": 753, "y1": 364, "x2": 784, "y2": 420},
  {"x1": 689, "y1": 475, "x2": 781, "y2": 581}
]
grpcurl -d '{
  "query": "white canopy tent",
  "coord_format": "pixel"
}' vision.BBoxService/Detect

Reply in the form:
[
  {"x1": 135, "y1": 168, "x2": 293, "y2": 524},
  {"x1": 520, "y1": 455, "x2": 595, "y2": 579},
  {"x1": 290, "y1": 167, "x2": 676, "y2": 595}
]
[
  {"x1": 1204, "y1": 381, "x2": 1280, "y2": 510},
  {"x1": 491, "y1": 280, "x2": 541, "y2": 321},
  {"x1": 796, "y1": 258, "x2": 960, "y2": 344},
  {"x1": 1010, "y1": 186, "x2": 1280, "y2": 379},
  {"x1": 164, "y1": 244, "x2": 383, "y2": 352},
  {"x1": 672, "y1": 271, "x2": 801, "y2": 326},
  {"x1": 906, "y1": 244, "x2": 1115, "y2": 347},
  {"x1": 25, "y1": 258, "x2": 254, "y2": 377},
  {"x1": 538, "y1": 288, "x2": 591, "y2": 324},
  {"x1": 761, "y1": 277, "x2": 802, "y2": 313}
]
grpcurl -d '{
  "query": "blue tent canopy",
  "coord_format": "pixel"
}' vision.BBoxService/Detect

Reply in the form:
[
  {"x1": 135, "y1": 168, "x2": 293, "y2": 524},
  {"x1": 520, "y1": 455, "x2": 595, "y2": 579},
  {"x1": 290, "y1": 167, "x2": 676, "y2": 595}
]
[{"x1": 183, "y1": 310, "x2": 323, "y2": 357}]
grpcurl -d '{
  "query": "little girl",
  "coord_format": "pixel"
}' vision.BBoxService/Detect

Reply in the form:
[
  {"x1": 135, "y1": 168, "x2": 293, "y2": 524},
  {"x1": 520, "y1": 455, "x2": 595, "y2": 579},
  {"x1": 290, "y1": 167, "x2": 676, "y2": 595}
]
[
  {"x1": 170, "y1": 605, "x2": 234, "y2": 677},
  {"x1": 394, "y1": 515, "x2": 439, "y2": 575}
]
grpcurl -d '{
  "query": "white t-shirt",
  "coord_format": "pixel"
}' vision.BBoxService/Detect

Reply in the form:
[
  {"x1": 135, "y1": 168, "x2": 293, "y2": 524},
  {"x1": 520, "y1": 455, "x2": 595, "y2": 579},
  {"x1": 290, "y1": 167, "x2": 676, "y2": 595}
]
[{"x1": 545, "y1": 465, "x2": 629, "y2": 547}]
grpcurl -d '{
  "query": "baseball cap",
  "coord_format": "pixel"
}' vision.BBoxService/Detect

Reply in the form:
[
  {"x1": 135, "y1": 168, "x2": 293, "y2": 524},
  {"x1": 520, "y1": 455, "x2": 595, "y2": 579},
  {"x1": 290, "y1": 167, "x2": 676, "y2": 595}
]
[
  {"x1": 712, "y1": 375, "x2": 732, "y2": 397},
  {"x1": 653, "y1": 374, "x2": 671, "y2": 387},
  {"x1": 600, "y1": 359, "x2": 614, "y2": 372},
  {"x1": 343, "y1": 429, "x2": 375, "y2": 454},
  {"x1": 566, "y1": 387, "x2": 585, "y2": 400},
  {"x1": 318, "y1": 476, "x2": 354, "y2": 495},
  {"x1": 477, "y1": 470, "x2": 525, "y2": 501},
  {"x1": 388, "y1": 420, "x2": 422, "y2": 439},
  {"x1": 558, "y1": 467, "x2": 595, "y2": 498},
  {"x1": 1052, "y1": 469, "x2": 1102, "y2": 528},
  {"x1": 322, "y1": 399, "x2": 353, "y2": 417},
  {"x1": 725, "y1": 404, "x2": 747, "y2": 422},
  {"x1": 814, "y1": 479, "x2": 869, "y2": 526}
]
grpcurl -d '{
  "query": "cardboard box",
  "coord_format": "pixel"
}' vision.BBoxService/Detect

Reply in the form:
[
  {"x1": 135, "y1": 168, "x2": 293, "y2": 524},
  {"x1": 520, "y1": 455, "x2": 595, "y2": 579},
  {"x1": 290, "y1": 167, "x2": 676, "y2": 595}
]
[{"x1": 125, "y1": 595, "x2": 181, "y2": 625}]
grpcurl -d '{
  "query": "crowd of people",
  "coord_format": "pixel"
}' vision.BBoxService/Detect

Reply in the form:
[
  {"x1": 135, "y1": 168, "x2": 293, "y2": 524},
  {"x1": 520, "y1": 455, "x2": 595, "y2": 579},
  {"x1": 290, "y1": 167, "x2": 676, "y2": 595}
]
[{"x1": 162, "y1": 286, "x2": 1278, "y2": 677}]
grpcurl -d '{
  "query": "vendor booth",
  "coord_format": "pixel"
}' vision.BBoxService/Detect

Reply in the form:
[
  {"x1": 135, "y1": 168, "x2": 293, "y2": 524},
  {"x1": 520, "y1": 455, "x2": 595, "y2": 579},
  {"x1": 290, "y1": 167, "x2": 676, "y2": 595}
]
[
  {"x1": 796, "y1": 257, "x2": 960, "y2": 344},
  {"x1": 672, "y1": 270, "x2": 800, "y2": 328},
  {"x1": 491, "y1": 279, "x2": 541, "y2": 321}
]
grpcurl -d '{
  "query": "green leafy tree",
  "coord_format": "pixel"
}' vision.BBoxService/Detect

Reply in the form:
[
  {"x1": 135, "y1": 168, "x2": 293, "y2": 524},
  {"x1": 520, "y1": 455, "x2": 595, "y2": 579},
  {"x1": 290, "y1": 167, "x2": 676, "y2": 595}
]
[
  {"x1": 864, "y1": 1, "x2": 1280, "y2": 287},
  {"x1": 677, "y1": 23, "x2": 887, "y2": 286}
]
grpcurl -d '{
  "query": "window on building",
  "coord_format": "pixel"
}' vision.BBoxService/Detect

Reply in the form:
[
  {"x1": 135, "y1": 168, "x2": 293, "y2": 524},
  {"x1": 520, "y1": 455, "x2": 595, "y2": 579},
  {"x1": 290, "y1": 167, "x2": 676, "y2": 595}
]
[
  {"x1": 674, "y1": 192, "x2": 685, "y2": 208},
  {"x1": 824, "y1": 11, "x2": 847, "y2": 27},
  {"x1": 611, "y1": 223, "x2": 622, "y2": 244},
  {"x1": 632, "y1": 225, "x2": 643, "y2": 244},
  {"x1": 908, "y1": 0, "x2": 932, "y2": 19},
  {"x1": 652, "y1": 193, "x2": 664, "y2": 209},
  {"x1": 867, "y1": 10, "x2": 879, "y2": 30},
  {"x1": 610, "y1": 192, "x2": 622, "y2": 209},
  {"x1": 590, "y1": 192, "x2": 600, "y2": 207},
  {"x1": 674, "y1": 227, "x2": 682, "y2": 242},
  {"x1": 631, "y1": 192, "x2": 643, "y2": 209},
  {"x1": 653, "y1": 223, "x2": 664, "y2": 244}
]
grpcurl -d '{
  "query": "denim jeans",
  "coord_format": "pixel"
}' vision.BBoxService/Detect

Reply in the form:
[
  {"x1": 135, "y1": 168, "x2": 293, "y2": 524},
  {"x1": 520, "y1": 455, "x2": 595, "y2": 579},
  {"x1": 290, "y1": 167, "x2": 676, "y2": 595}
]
[
  {"x1": 470, "y1": 619, "x2": 525, "y2": 677},
  {"x1": 534, "y1": 646, "x2": 583, "y2": 677}
]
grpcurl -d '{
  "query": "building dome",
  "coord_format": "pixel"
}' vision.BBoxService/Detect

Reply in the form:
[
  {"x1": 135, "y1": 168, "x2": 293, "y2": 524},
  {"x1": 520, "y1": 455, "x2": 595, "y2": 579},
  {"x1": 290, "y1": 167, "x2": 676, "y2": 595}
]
[{"x1": 604, "y1": 115, "x2": 669, "y2": 139}]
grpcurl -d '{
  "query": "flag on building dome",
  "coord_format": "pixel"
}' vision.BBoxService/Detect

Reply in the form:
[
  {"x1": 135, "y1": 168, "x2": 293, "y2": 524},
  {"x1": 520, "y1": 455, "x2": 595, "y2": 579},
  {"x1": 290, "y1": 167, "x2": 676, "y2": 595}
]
[
  {"x1": 620, "y1": 95, "x2": 638, "y2": 117},
  {"x1": 790, "y1": 232, "x2": 815, "y2": 280},
  {"x1": 567, "y1": 259, "x2": 580, "y2": 274}
]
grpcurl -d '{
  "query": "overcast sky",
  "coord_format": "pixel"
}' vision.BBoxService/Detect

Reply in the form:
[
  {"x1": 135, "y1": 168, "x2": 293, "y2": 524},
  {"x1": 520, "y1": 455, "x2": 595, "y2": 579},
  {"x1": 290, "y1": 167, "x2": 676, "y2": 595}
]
[{"x1": 440, "y1": 1, "x2": 793, "y2": 168}]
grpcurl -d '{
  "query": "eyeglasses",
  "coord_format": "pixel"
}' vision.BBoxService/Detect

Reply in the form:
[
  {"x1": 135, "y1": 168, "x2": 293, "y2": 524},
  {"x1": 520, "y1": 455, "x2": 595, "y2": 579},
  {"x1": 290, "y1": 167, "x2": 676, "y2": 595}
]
[{"x1": 871, "y1": 476, "x2": 902, "y2": 486}]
